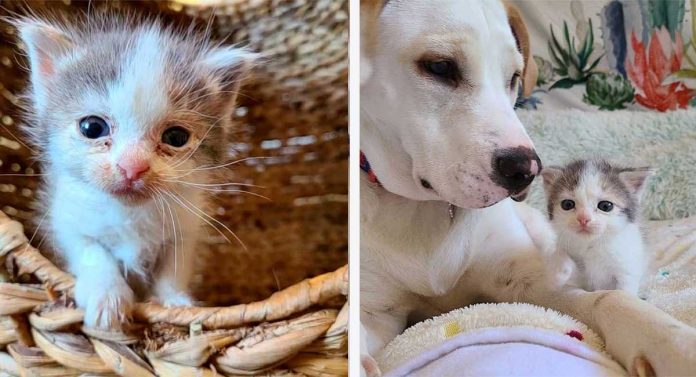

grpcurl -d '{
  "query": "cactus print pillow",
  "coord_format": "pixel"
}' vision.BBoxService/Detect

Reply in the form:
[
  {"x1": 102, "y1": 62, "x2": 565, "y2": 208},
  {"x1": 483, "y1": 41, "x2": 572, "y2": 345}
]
[{"x1": 512, "y1": 0, "x2": 696, "y2": 112}]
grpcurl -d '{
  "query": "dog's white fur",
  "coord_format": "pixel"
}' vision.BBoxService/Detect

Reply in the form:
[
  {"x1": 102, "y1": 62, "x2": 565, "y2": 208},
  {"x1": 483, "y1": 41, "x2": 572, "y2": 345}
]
[
  {"x1": 361, "y1": 0, "x2": 534, "y2": 208},
  {"x1": 360, "y1": 0, "x2": 696, "y2": 375}
]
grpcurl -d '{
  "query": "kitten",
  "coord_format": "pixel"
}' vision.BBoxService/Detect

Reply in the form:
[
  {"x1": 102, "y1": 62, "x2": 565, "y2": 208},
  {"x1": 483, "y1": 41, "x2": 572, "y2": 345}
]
[
  {"x1": 14, "y1": 15, "x2": 255, "y2": 329},
  {"x1": 541, "y1": 159, "x2": 653, "y2": 295}
]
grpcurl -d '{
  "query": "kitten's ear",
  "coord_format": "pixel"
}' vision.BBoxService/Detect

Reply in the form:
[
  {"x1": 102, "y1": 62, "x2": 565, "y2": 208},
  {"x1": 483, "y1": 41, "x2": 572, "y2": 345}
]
[
  {"x1": 541, "y1": 167, "x2": 563, "y2": 190},
  {"x1": 202, "y1": 46, "x2": 258, "y2": 106},
  {"x1": 14, "y1": 19, "x2": 73, "y2": 108},
  {"x1": 618, "y1": 167, "x2": 655, "y2": 196}
]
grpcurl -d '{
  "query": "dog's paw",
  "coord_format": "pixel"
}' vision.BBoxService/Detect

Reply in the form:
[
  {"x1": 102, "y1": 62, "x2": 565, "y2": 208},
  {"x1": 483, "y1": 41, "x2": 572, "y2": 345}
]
[
  {"x1": 632, "y1": 356, "x2": 656, "y2": 377},
  {"x1": 632, "y1": 328, "x2": 696, "y2": 376},
  {"x1": 596, "y1": 291, "x2": 696, "y2": 376},
  {"x1": 361, "y1": 354, "x2": 382, "y2": 377},
  {"x1": 78, "y1": 281, "x2": 134, "y2": 329},
  {"x1": 0, "y1": 217, "x2": 27, "y2": 256}
]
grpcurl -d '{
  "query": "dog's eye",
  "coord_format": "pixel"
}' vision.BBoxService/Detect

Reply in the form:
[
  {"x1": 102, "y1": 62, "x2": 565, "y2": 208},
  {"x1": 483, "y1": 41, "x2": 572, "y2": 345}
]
[
  {"x1": 419, "y1": 59, "x2": 461, "y2": 86},
  {"x1": 597, "y1": 201, "x2": 614, "y2": 212},
  {"x1": 510, "y1": 72, "x2": 521, "y2": 91},
  {"x1": 560, "y1": 199, "x2": 575, "y2": 211}
]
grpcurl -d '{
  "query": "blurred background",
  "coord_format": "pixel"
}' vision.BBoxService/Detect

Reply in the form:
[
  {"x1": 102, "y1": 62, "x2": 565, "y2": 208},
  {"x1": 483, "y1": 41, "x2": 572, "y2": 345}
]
[{"x1": 0, "y1": 0, "x2": 348, "y2": 305}]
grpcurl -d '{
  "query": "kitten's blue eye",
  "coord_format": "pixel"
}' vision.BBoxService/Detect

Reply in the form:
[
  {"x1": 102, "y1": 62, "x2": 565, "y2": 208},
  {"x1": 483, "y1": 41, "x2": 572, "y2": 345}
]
[
  {"x1": 162, "y1": 126, "x2": 190, "y2": 147},
  {"x1": 598, "y1": 201, "x2": 614, "y2": 212},
  {"x1": 79, "y1": 116, "x2": 110, "y2": 139},
  {"x1": 560, "y1": 199, "x2": 575, "y2": 211}
]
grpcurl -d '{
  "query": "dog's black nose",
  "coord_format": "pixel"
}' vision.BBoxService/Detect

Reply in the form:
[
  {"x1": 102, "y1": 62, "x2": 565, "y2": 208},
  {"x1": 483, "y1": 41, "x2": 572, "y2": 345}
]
[{"x1": 492, "y1": 147, "x2": 541, "y2": 193}]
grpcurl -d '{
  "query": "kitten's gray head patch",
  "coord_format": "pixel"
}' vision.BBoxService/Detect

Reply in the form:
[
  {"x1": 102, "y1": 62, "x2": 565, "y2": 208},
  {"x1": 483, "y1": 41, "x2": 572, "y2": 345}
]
[
  {"x1": 542, "y1": 159, "x2": 586, "y2": 220},
  {"x1": 15, "y1": 14, "x2": 256, "y2": 163}
]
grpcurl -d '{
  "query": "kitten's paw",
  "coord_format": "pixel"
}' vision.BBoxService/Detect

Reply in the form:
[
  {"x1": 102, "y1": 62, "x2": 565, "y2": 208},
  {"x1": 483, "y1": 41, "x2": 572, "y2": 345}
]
[
  {"x1": 157, "y1": 291, "x2": 194, "y2": 307},
  {"x1": 80, "y1": 284, "x2": 134, "y2": 329},
  {"x1": 546, "y1": 251, "x2": 574, "y2": 289}
]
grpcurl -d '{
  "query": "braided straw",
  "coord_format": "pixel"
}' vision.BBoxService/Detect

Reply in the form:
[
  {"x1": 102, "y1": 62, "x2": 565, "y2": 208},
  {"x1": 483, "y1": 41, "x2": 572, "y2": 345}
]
[{"x1": 0, "y1": 211, "x2": 348, "y2": 376}]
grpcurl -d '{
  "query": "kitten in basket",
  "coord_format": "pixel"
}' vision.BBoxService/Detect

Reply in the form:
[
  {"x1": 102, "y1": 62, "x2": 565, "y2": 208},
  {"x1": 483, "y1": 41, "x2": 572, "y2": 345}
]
[
  {"x1": 541, "y1": 159, "x2": 653, "y2": 296},
  {"x1": 13, "y1": 15, "x2": 255, "y2": 329}
]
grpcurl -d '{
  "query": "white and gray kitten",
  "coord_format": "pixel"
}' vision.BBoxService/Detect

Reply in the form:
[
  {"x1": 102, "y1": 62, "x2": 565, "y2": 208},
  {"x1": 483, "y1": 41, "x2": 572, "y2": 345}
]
[
  {"x1": 542, "y1": 159, "x2": 653, "y2": 295},
  {"x1": 15, "y1": 15, "x2": 255, "y2": 329}
]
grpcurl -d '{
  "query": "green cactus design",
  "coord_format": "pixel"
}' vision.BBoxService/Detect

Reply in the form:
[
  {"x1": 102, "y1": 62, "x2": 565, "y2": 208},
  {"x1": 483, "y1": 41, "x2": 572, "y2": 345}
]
[
  {"x1": 548, "y1": 19, "x2": 604, "y2": 90},
  {"x1": 583, "y1": 72, "x2": 635, "y2": 110},
  {"x1": 533, "y1": 56, "x2": 555, "y2": 86},
  {"x1": 647, "y1": 0, "x2": 685, "y2": 39},
  {"x1": 675, "y1": 0, "x2": 696, "y2": 78}
]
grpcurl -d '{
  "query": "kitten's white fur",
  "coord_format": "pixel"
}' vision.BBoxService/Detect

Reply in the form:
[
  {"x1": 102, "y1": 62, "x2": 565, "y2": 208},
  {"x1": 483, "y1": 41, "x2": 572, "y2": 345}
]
[
  {"x1": 543, "y1": 160, "x2": 652, "y2": 296},
  {"x1": 557, "y1": 223, "x2": 645, "y2": 294},
  {"x1": 16, "y1": 16, "x2": 255, "y2": 329}
]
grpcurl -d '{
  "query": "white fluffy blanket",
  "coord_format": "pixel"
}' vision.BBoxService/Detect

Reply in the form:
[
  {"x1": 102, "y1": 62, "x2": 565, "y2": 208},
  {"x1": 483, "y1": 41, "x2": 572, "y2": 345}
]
[{"x1": 643, "y1": 217, "x2": 696, "y2": 326}]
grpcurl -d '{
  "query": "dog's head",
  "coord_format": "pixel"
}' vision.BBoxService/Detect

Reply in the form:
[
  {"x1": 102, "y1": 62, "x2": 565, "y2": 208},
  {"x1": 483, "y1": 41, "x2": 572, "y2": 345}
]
[{"x1": 361, "y1": 0, "x2": 540, "y2": 208}]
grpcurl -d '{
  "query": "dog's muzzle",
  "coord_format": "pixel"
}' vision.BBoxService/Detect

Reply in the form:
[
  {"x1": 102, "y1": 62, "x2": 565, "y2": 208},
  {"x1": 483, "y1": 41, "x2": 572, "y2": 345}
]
[{"x1": 491, "y1": 146, "x2": 542, "y2": 200}]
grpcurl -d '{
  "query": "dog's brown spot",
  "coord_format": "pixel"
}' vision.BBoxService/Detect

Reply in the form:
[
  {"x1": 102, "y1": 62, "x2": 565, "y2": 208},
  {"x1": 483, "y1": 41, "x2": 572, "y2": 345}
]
[
  {"x1": 361, "y1": 0, "x2": 386, "y2": 61},
  {"x1": 504, "y1": 2, "x2": 537, "y2": 96}
]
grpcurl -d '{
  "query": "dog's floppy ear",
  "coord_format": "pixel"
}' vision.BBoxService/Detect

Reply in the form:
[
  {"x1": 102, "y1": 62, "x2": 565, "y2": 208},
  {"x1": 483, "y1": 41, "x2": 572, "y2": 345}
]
[
  {"x1": 361, "y1": 0, "x2": 385, "y2": 85},
  {"x1": 504, "y1": 2, "x2": 538, "y2": 97}
]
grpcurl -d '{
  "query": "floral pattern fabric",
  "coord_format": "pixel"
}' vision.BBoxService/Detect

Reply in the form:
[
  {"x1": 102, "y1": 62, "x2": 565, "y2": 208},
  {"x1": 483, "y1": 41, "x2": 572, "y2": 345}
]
[{"x1": 514, "y1": 0, "x2": 696, "y2": 112}]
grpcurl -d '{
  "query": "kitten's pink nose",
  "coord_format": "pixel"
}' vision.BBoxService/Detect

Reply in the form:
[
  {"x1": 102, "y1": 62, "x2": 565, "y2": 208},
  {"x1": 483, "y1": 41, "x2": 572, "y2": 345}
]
[
  {"x1": 577, "y1": 215, "x2": 591, "y2": 226},
  {"x1": 117, "y1": 159, "x2": 150, "y2": 181}
]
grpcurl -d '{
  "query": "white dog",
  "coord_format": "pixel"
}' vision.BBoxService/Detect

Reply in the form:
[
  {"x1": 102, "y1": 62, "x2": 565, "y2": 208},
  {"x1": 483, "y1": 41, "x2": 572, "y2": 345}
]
[{"x1": 360, "y1": 0, "x2": 696, "y2": 375}]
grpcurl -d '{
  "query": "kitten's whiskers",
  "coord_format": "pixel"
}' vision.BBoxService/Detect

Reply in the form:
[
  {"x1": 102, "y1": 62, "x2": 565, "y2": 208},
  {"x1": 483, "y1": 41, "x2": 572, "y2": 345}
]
[
  {"x1": 0, "y1": 124, "x2": 37, "y2": 155},
  {"x1": 21, "y1": 209, "x2": 49, "y2": 256},
  {"x1": 156, "y1": 187, "x2": 181, "y2": 278},
  {"x1": 0, "y1": 173, "x2": 45, "y2": 177},
  {"x1": 170, "y1": 156, "x2": 269, "y2": 177},
  {"x1": 161, "y1": 188, "x2": 247, "y2": 251},
  {"x1": 184, "y1": 186, "x2": 271, "y2": 201}
]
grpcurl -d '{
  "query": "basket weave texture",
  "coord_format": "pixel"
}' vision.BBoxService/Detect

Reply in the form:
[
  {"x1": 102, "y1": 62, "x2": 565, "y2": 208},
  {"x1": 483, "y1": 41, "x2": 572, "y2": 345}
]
[{"x1": 0, "y1": 0, "x2": 348, "y2": 375}]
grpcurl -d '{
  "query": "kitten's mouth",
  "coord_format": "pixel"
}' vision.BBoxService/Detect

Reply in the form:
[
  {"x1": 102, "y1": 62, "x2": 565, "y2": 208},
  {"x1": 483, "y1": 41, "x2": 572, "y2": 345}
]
[
  {"x1": 576, "y1": 227, "x2": 596, "y2": 235},
  {"x1": 109, "y1": 181, "x2": 151, "y2": 202}
]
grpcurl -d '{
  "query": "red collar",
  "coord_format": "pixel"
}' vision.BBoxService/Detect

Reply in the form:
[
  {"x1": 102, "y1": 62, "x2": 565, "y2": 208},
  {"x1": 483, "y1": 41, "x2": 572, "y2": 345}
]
[{"x1": 360, "y1": 152, "x2": 380, "y2": 185}]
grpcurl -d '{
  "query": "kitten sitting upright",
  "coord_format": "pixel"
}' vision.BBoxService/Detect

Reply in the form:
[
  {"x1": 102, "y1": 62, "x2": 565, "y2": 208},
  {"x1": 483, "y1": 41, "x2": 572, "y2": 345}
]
[
  {"x1": 542, "y1": 159, "x2": 653, "y2": 295},
  {"x1": 15, "y1": 15, "x2": 255, "y2": 329}
]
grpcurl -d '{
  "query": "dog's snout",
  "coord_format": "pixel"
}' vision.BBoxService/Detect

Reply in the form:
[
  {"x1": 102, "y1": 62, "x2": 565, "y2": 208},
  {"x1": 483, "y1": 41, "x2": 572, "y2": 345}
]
[{"x1": 492, "y1": 147, "x2": 541, "y2": 194}]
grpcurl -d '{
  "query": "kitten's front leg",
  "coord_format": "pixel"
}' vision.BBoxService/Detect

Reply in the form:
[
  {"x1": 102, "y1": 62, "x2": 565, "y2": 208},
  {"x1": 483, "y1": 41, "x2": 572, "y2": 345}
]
[
  {"x1": 68, "y1": 242, "x2": 134, "y2": 329},
  {"x1": 615, "y1": 273, "x2": 641, "y2": 296},
  {"x1": 152, "y1": 237, "x2": 196, "y2": 307}
]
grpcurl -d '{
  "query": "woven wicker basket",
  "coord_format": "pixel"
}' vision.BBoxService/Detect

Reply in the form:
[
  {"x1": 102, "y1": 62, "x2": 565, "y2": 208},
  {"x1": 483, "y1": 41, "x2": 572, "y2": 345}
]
[{"x1": 0, "y1": 0, "x2": 348, "y2": 375}]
